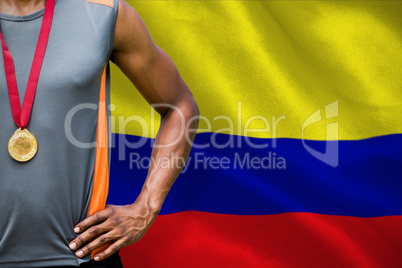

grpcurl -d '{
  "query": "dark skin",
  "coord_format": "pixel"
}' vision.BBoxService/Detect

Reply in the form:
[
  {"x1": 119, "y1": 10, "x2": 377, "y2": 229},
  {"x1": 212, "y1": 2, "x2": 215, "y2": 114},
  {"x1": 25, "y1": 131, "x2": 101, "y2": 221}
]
[{"x1": 1, "y1": 0, "x2": 199, "y2": 262}]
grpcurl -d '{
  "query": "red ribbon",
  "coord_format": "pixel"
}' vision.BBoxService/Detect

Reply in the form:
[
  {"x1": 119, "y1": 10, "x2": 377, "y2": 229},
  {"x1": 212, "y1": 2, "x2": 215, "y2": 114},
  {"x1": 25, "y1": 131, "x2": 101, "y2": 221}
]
[{"x1": 0, "y1": 0, "x2": 55, "y2": 129}]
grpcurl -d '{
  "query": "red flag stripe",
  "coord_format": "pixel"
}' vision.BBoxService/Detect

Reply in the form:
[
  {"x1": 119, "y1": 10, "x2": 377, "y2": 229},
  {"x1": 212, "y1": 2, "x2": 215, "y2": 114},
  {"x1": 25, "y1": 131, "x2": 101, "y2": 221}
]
[{"x1": 120, "y1": 211, "x2": 402, "y2": 267}]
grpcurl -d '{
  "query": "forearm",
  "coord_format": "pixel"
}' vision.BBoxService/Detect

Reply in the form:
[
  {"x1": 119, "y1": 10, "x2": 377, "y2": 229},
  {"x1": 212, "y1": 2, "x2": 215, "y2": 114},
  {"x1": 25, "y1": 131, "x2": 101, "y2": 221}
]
[
  {"x1": 134, "y1": 99, "x2": 199, "y2": 215},
  {"x1": 70, "y1": 2, "x2": 200, "y2": 259},
  {"x1": 111, "y1": 1, "x2": 199, "y2": 217}
]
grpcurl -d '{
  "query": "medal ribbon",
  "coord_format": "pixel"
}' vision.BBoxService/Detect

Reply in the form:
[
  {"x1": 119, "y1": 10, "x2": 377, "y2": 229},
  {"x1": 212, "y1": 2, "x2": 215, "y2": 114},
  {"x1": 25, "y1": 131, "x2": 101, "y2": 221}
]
[{"x1": 0, "y1": 0, "x2": 55, "y2": 129}]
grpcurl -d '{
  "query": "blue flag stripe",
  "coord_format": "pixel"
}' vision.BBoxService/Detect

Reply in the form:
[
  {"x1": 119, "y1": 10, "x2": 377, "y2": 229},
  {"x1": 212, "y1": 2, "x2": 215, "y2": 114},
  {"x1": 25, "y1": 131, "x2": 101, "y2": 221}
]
[{"x1": 108, "y1": 133, "x2": 402, "y2": 217}]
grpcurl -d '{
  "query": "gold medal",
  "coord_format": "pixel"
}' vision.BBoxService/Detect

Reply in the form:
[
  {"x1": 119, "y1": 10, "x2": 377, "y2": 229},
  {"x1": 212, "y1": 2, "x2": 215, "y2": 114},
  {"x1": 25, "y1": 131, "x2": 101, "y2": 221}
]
[
  {"x1": 8, "y1": 128, "x2": 38, "y2": 162},
  {"x1": 1, "y1": 0, "x2": 55, "y2": 163}
]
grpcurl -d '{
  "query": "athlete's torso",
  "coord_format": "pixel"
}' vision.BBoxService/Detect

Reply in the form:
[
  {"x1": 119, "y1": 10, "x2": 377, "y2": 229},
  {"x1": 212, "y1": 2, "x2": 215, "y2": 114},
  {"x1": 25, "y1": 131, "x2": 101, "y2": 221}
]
[{"x1": 0, "y1": 0, "x2": 117, "y2": 266}]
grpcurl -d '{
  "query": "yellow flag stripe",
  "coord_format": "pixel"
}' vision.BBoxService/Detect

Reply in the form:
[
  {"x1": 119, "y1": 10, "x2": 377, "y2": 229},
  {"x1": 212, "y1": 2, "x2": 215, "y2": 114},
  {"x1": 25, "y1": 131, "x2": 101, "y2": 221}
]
[{"x1": 111, "y1": 1, "x2": 402, "y2": 140}]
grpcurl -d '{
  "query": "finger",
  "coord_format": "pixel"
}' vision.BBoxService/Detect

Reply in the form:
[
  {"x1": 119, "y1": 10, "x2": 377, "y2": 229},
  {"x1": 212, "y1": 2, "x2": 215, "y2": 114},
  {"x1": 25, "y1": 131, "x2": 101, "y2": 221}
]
[
  {"x1": 73, "y1": 232, "x2": 117, "y2": 258},
  {"x1": 69, "y1": 223, "x2": 110, "y2": 251},
  {"x1": 74, "y1": 207, "x2": 114, "y2": 233},
  {"x1": 93, "y1": 238, "x2": 126, "y2": 262}
]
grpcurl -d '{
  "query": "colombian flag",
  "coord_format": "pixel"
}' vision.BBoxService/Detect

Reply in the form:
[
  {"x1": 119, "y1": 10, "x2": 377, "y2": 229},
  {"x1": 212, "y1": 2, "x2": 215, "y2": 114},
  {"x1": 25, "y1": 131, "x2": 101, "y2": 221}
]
[{"x1": 107, "y1": 1, "x2": 402, "y2": 267}]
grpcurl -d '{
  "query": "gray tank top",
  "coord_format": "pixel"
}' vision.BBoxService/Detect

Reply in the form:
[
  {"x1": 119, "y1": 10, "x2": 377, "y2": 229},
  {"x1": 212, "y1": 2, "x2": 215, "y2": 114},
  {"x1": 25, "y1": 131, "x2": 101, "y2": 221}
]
[{"x1": 0, "y1": 0, "x2": 118, "y2": 266}]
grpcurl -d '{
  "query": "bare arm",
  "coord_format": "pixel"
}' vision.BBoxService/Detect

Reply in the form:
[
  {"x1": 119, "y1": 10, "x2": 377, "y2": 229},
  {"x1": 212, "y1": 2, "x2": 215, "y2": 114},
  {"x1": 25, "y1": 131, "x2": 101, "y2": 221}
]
[
  {"x1": 111, "y1": 0, "x2": 198, "y2": 214},
  {"x1": 69, "y1": 0, "x2": 199, "y2": 261}
]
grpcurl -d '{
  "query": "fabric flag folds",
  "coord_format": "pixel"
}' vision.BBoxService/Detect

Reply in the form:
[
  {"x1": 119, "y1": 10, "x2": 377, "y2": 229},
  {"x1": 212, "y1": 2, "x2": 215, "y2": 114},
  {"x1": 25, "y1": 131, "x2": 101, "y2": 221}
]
[{"x1": 107, "y1": 1, "x2": 402, "y2": 267}]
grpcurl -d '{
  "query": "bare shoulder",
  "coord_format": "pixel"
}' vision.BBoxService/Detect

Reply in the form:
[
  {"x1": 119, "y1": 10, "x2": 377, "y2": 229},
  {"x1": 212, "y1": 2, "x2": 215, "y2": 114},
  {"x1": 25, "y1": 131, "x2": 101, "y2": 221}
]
[
  {"x1": 111, "y1": 0, "x2": 157, "y2": 64},
  {"x1": 109, "y1": 0, "x2": 195, "y2": 112}
]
